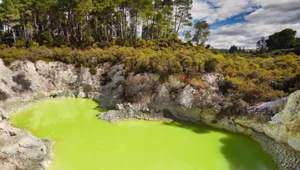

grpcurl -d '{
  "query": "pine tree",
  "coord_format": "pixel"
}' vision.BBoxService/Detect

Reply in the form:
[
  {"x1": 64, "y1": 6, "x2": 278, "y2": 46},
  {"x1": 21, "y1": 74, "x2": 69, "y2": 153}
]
[
  {"x1": 3, "y1": 0, "x2": 21, "y2": 42},
  {"x1": 174, "y1": 0, "x2": 193, "y2": 33},
  {"x1": 0, "y1": 0, "x2": 196, "y2": 46},
  {"x1": 192, "y1": 20, "x2": 210, "y2": 46}
]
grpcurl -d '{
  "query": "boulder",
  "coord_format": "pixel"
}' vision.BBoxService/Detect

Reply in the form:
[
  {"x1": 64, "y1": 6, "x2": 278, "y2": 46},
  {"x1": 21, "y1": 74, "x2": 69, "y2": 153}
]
[
  {"x1": 0, "y1": 117, "x2": 52, "y2": 170},
  {"x1": 99, "y1": 65, "x2": 125, "y2": 108},
  {"x1": 263, "y1": 90, "x2": 300, "y2": 151}
]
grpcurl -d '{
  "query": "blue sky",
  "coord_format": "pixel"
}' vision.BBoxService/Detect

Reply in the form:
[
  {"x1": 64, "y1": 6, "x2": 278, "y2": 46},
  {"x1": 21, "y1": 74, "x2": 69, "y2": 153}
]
[
  {"x1": 190, "y1": 0, "x2": 300, "y2": 49},
  {"x1": 209, "y1": 12, "x2": 248, "y2": 30}
]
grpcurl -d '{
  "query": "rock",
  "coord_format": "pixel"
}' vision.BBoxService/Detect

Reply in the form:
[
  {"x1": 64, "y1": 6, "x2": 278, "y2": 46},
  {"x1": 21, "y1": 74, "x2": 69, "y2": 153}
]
[
  {"x1": 168, "y1": 75, "x2": 184, "y2": 89},
  {"x1": 75, "y1": 67, "x2": 103, "y2": 98},
  {"x1": 35, "y1": 61, "x2": 77, "y2": 92},
  {"x1": 0, "y1": 106, "x2": 8, "y2": 120},
  {"x1": 99, "y1": 65, "x2": 125, "y2": 108},
  {"x1": 98, "y1": 110, "x2": 120, "y2": 123},
  {"x1": 177, "y1": 85, "x2": 197, "y2": 109},
  {"x1": 0, "y1": 60, "x2": 18, "y2": 99},
  {"x1": 288, "y1": 138, "x2": 300, "y2": 151},
  {"x1": 115, "y1": 104, "x2": 124, "y2": 110},
  {"x1": 4, "y1": 135, "x2": 47, "y2": 161},
  {"x1": 202, "y1": 73, "x2": 224, "y2": 90},
  {"x1": 252, "y1": 133, "x2": 300, "y2": 170},
  {"x1": 77, "y1": 91, "x2": 86, "y2": 98},
  {"x1": 248, "y1": 97, "x2": 288, "y2": 117},
  {"x1": 0, "y1": 117, "x2": 52, "y2": 170},
  {"x1": 263, "y1": 90, "x2": 300, "y2": 151},
  {"x1": 11, "y1": 61, "x2": 50, "y2": 93},
  {"x1": 0, "y1": 58, "x2": 104, "y2": 104}
]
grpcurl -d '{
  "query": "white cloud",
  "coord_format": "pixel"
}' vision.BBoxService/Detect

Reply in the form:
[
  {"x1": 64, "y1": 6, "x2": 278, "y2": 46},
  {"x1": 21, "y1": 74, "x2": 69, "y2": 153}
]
[
  {"x1": 207, "y1": 23, "x2": 300, "y2": 49},
  {"x1": 192, "y1": 0, "x2": 253, "y2": 24},
  {"x1": 191, "y1": 0, "x2": 300, "y2": 49},
  {"x1": 191, "y1": 1, "x2": 213, "y2": 22},
  {"x1": 245, "y1": 1, "x2": 300, "y2": 24}
]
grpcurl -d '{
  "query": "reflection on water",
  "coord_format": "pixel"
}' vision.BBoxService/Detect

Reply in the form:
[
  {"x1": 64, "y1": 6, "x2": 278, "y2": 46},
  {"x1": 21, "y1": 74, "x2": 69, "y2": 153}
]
[{"x1": 10, "y1": 98, "x2": 277, "y2": 170}]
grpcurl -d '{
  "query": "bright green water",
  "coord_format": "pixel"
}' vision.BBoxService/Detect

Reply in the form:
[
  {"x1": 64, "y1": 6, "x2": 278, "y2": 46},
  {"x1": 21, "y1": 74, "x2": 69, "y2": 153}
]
[{"x1": 10, "y1": 98, "x2": 277, "y2": 170}]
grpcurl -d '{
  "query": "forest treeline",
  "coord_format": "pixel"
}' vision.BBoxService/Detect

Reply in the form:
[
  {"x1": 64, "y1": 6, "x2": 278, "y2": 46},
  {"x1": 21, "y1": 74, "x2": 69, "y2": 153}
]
[
  {"x1": 229, "y1": 28, "x2": 300, "y2": 55},
  {"x1": 0, "y1": 0, "x2": 210, "y2": 47}
]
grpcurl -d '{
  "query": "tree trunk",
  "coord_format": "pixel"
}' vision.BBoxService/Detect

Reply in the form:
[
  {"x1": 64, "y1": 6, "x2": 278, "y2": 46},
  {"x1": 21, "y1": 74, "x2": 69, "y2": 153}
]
[{"x1": 12, "y1": 28, "x2": 16, "y2": 43}]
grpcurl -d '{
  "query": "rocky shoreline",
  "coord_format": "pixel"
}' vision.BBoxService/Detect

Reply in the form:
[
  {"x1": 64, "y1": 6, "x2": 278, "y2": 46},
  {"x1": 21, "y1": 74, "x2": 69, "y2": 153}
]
[
  {"x1": 0, "y1": 58, "x2": 299, "y2": 170},
  {"x1": 0, "y1": 107, "x2": 53, "y2": 170}
]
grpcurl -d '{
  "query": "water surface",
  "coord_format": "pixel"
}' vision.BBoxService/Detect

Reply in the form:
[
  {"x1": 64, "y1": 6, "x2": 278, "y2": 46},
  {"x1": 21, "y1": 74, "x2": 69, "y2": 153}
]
[{"x1": 10, "y1": 98, "x2": 277, "y2": 170}]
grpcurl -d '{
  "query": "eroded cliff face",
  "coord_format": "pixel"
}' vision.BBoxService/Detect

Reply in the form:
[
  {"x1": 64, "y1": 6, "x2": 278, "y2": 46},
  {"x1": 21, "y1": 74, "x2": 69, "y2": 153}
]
[
  {"x1": 0, "y1": 59, "x2": 299, "y2": 169},
  {"x1": 0, "y1": 59, "x2": 104, "y2": 106}
]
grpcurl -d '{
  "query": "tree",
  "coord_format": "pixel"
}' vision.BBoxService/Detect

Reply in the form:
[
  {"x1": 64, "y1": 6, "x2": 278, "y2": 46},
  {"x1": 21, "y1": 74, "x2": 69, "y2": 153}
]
[
  {"x1": 266, "y1": 28, "x2": 297, "y2": 50},
  {"x1": 229, "y1": 45, "x2": 238, "y2": 53},
  {"x1": 74, "y1": 0, "x2": 93, "y2": 44},
  {"x1": 173, "y1": 0, "x2": 193, "y2": 33},
  {"x1": 18, "y1": 0, "x2": 34, "y2": 45},
  {"x1": 184, "y1": 31, "x2": 192, "y2": 42},
  {"x1": 0, "y1": 0, "x2": 194, "y2": 47},
  {"x1": 192, "y1": 21, "x2": 210, "y2": 46},
  {"x1": 147, "y1": 0, "x2": 173, "y2": 40},
  {"x1": 0, "y1": 3, "x2": 5, "y2": 44},
  {"x1": 160, "y1": 0, "x2": 174, "y2": 38},
  {"x1": 256, "y1": 37, "x2": 267, "y2": 53},
  {"x1": 296, "y1": 38, "x2": 300, "y2": 46},
  {"x1": 141, "y1": 0, "x2": 155, "y2": 40},
  {"x1": 3, "y1": 0, "x2": 21, "y2": 43}
]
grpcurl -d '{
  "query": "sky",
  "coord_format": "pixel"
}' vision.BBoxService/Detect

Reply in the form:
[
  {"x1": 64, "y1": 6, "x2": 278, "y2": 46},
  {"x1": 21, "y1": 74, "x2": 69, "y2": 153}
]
[{"x1": 190, "y1": 0, "x2": 300, "y2": 49}]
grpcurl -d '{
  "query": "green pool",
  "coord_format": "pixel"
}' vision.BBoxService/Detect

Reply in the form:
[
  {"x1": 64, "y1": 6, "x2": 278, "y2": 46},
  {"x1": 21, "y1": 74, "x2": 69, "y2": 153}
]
[{"x1": 10, "y1": 98, "x2": 277, "y2": 170}]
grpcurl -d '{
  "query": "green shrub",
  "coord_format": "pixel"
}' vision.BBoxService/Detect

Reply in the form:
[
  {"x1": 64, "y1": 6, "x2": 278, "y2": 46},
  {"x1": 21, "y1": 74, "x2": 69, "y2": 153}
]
[
  {"x1": 40, "y1": 31, "x2": 54, "y2": 46},
  {"x1": 123, "y1": 74, "x2": 156, "y2": 103},
  {"x1": 294, "y1": 46, "x2": 300, "y2": 55},
  {"x1": 204, "y1": 58, "x2": 219, "y2": 72},
  {"x1": 28, "y1": 46, "x2": 54, "y2": 61},
  {"x1": 211, "y1": 49, "x2": 221, "y2": 55},
  {"x1": 14, "y1": 40, "x2": 26, "y2": 48},
  {"x1": 135, "y1": 39, "x2": 147, "y2": 47},
  {"x1": 219, "y1": 78, "x2": 236, "y2": 94},
  {"x1": 242, "y1": 88, "x2": 264, "y2": 104},
  {"x1": 0, "y1": 44, "x2": 9, "y2": 50},
  {"x1": 28, "y1": 40, "x2": 39, "y2": 47},
  {"x1": 89, "y1": 67, "x2": 97, "y2": 75}
]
